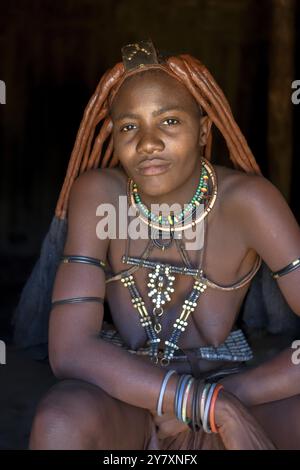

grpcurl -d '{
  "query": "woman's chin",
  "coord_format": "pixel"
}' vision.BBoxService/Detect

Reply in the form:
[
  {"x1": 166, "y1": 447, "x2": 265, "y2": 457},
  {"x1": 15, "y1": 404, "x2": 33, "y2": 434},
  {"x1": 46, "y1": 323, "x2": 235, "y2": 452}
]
[{"x1": 137, "y1": 182, "x2": 172, "y2": 199}]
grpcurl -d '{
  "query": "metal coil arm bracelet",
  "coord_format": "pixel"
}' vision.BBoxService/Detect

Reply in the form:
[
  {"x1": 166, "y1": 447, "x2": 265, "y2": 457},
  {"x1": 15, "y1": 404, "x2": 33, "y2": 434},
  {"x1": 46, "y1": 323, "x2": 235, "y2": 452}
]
[
  {"x1": 271, "y1": 257, "x2": 300, "y2": 279},
  {"x1": 51, "y1": 255, "x2": 106, "y2": 308}
]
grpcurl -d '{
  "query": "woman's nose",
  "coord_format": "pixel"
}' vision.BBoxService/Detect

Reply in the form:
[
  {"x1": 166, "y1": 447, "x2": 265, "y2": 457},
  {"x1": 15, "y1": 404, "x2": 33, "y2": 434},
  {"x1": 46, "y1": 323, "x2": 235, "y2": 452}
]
[{"x1": 136, "y1": 130, "x2": 165, "y2": 155}]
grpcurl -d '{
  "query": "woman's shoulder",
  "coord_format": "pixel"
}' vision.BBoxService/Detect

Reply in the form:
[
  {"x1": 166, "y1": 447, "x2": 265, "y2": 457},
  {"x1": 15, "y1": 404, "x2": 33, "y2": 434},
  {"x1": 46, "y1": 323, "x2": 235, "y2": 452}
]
[
  {"x1": 213, "y1": 163, "x2": 272, "y2": 212},
  {"x1": 214, "y1": 163, "x2": 265, "y2": 193},
  {"x1": 212, "y1": 163, "x2": 297, "y2": 258},
  {"x1": 69, "y1": 166, "x2": 127, "y2": 204}
]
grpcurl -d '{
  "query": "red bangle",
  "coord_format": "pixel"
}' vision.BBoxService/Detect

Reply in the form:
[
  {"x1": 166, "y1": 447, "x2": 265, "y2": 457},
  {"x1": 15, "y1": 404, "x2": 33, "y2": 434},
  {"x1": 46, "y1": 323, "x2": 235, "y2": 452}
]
[{"x1": 209, "y1": 384, "x2": 224, "y2": 433}]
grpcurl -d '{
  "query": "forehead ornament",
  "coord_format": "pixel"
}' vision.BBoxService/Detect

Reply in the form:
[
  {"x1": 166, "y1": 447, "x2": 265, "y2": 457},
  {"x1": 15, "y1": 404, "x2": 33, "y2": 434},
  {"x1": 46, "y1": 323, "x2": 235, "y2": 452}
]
[{"x1": 121, "y1": 39, "x2": 160, "y2": 71}]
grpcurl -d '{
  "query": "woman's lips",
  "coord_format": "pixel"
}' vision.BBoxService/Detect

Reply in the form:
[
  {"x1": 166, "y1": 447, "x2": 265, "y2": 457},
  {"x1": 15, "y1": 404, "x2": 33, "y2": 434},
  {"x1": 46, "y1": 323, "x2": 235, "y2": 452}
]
[{"x1": 137, "y1": 159, "x2": 172, "y2": 176}]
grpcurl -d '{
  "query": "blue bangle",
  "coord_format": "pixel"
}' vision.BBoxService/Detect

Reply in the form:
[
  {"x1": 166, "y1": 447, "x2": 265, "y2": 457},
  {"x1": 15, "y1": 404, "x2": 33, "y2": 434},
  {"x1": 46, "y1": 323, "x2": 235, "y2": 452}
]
[
  {"x1": 203, "y1": 383, "x2": 217, "y2": 433},
  {"x1": 177, "y1": 375, "x2": 192, "y2": 423},
  {"x1": 174, "y1": 375, "x2": 185, "y2": 419}
]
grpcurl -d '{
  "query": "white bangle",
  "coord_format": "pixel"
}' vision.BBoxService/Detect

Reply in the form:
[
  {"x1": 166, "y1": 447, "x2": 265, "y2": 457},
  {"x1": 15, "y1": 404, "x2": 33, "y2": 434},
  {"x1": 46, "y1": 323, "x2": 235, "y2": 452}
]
[
  {"x1": 200, "y1": 383, "x2": 211, "y2": 423},
  {"x1": 157, "y1": 369, "x2": 177, "y2": 416},
  {"x1": 182, "y1": 377, "x2": 195, "y2": 424}
]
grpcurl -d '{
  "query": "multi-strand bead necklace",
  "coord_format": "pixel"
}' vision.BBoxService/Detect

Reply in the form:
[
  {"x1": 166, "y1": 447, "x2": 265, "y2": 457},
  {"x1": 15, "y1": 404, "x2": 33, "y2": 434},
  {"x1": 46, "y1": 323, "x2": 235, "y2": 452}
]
[
  {"x1": 131, "y1": 161, "x2": 210, "y2": 228},
  {"x1": 121, "y1": 158, "x2": 218, "y2": 366}
]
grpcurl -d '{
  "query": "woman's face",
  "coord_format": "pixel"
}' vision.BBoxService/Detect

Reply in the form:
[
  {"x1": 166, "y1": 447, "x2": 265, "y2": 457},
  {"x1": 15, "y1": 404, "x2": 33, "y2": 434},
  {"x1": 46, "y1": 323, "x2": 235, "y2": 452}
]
[{"x1": 110, "y1": 69, "x2": 204, "y2": 198}]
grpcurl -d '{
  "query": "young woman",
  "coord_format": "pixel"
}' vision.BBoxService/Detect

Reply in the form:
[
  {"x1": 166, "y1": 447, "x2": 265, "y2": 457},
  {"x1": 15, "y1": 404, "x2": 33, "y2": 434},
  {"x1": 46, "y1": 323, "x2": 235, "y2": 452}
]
[{"x1": 29, "y1": 41, "x2": 300, "y2": 450}]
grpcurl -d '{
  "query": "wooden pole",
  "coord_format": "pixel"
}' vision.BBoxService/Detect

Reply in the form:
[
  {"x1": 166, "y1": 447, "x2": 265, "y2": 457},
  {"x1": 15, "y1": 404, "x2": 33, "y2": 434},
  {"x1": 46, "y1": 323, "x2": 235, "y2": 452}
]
[{"x1": 268, "y1": 0, "x2": 295, "y2": 201}]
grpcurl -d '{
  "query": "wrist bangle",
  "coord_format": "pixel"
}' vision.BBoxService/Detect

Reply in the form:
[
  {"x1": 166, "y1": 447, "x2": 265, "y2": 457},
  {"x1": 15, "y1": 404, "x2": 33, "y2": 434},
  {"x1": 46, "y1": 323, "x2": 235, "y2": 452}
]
[
  {"x1": 177, "y1": 375, "x2": 192, "y2": 422},
  {"x1": 157, "y1": 369, "x2": 176, "y2": 416},
  {"x1": 195, "y1": 380, "x2": 203, "y2": 429},
  {"x1": 192, "y1": 380, "x2": 202, "y2": 431},
  {"x1": 182, "y1": 377, "x2": 194, "y2": 424},
  {"x1": 203, "y1": 383, "x2": 217, "y2": 433},
  {"x1": 200, "y1": 383, "x2": 211, "y2": 426},
  {"x1": 209, "y1": 384, "x2": 224, "y2": 433}
]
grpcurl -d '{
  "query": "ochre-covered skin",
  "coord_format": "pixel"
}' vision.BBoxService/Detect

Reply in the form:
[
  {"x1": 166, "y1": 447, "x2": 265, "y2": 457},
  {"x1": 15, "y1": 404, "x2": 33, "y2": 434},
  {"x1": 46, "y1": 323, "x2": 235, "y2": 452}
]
[
  {"x1": 55, "y1": 54, "x2": 261, "y2": 219},
  {"x1": 30, "y1": 52, "x2": 300, "y2": 450}
]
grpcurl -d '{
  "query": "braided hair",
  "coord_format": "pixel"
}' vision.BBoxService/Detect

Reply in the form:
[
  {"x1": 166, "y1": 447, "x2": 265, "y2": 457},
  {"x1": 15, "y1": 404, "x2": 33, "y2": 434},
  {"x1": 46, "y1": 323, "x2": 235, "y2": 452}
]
[{"x1": 55, "y1": 54, "x2": 261, "y2": 219}]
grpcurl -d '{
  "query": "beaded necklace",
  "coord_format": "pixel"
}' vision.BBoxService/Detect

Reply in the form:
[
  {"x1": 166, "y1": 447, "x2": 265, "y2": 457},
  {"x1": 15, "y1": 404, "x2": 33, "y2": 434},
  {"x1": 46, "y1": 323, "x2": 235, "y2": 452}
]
[
  {"x1": 128, "y1": 159, "x2": 217, "y2": 233},
  {"x1": 121, "y1": 158, "x2": 217, "y2": 366},
  {"x1": 132, "y1": 161, "x2": 209, "y2": 228}
]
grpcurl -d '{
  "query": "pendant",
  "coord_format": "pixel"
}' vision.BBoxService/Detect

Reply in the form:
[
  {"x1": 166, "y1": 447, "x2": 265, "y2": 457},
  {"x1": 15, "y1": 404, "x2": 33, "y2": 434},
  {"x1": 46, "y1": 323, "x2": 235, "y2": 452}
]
[
  {"x1": 147, "y1": 264, "x2": 175, "y2": 309},
  {"x1": 150, "y1": 227, "x2": 174, "y2": 250},
  {"x1": 147, "y1": 264, "x2": 175, "y2": 331}
]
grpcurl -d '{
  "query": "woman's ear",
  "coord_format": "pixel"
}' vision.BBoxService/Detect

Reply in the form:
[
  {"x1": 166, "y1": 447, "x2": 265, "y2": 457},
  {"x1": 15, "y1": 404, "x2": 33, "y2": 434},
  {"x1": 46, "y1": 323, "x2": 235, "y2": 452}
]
[
  {"x1": 107, "y1": 117, "x2": 113, "y2": 133},
  {"x1": 198, "y1": 116, "x2": 211, "y2": 146}
]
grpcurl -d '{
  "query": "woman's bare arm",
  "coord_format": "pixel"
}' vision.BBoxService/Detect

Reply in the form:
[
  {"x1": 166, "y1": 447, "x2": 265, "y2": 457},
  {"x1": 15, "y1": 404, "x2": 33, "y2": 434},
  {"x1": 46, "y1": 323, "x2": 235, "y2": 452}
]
[
  {"x1": 239, "y1": 174, "x2": 300, "y2": 316},
  {"x1": 49, "y1": 169, "x2": 181, "y2": 416},
  {"x1": 221, "y1": 175, "x2": 300, "y2": 406},
  {"x1": 215, "y1": 390, "x2": 276, "y2": 449},
  {"x1": 220, "y1": 347, "x2": 300, "y2": 407}
]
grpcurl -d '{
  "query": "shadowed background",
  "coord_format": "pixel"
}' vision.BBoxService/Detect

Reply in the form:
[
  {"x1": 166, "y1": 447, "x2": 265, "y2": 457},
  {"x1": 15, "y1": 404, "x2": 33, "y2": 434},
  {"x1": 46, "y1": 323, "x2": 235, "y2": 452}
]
[{"x1": 0, "y1": 0, "x2": 299, "y2": 449}]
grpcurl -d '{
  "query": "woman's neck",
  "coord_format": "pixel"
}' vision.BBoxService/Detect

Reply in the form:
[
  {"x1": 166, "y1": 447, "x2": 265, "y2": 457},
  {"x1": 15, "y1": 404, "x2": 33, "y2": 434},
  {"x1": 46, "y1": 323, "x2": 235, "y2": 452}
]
[{"x1": 138, "y1": 158, "x2": 203, "y2": 216}]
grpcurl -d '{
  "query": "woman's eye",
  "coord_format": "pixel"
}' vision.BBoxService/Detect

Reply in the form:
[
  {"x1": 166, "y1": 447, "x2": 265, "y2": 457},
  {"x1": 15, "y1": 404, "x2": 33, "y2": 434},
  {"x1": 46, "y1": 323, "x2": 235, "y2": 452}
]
[
  {"x1": 121, "y1": 124, "x2": 137, "y2": 132},
  {"x1": 163, "y1": 118, "x2": 180, "y2": 126}
]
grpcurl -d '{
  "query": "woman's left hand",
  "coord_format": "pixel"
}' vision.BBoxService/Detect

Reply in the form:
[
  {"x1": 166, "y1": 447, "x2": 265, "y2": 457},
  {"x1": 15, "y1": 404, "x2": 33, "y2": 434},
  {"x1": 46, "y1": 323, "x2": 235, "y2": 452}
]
[
  {"x1": 149, "y1": 410, "x2": 189, "y2": 440},
  {"x1": 214, "y1": 390, "x2": 276, "y2": 450}
]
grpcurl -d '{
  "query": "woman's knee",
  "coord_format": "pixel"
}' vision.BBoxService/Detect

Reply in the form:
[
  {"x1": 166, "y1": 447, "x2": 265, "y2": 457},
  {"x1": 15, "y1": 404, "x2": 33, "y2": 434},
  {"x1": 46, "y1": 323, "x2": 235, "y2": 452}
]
[
  {"x1": 29, "y1": 379, "x2": 105, "y2": 449},
  {"x1": 250, "y1": 394, "x2": 300, "y2": 450}
]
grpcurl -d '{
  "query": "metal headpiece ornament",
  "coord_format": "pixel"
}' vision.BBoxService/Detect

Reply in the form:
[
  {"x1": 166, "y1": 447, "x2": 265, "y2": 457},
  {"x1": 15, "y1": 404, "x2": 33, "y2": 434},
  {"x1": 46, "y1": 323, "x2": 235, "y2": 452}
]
[
  {"x1": 121, "y1": 39, "x2": 161, "y2": 71},
  {"x1": 53, "y1": 38, "x2": 261, "y2": 219},
  {"x1": 108, "y1": 39, "x2": 183, "y2": 107}
]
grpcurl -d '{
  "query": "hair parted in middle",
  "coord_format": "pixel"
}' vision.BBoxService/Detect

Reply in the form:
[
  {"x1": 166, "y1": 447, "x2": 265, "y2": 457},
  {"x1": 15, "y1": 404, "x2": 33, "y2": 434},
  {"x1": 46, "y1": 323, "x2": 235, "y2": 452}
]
[{"x1": 55, "y1": 51, "x2": 262, "y2": 220}]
